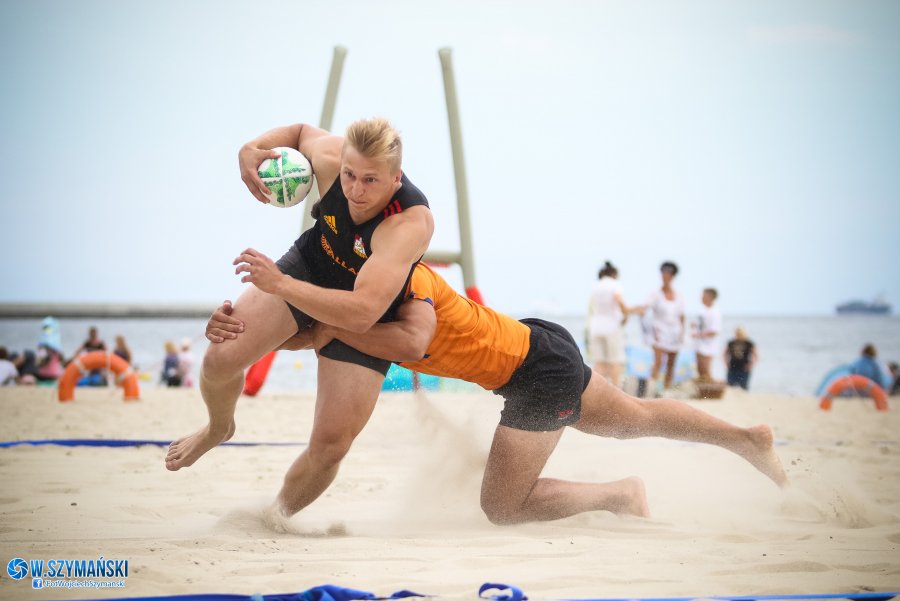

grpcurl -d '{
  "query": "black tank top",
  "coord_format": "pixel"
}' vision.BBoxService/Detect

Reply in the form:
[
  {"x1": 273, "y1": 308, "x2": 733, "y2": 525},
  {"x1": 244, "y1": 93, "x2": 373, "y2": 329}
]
[{"x1": 297, "y1": 172, "x2": 430, "y2": 320}]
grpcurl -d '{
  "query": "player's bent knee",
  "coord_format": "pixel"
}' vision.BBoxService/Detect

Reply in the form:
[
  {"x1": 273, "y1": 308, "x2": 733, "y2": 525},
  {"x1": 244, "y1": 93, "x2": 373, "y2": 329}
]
[
  {"x1": 481, "y1": 504, "x2": 520, "y2": 526},
  {"x1": 307, "y1": 434, "x2": 354, "y2": 468},
  {"x1": 480, "y1": 495, "x2": 522, "y2": 526},
  {"x1": 201, "y1": 343, "x2": 248, "y2": 380}
]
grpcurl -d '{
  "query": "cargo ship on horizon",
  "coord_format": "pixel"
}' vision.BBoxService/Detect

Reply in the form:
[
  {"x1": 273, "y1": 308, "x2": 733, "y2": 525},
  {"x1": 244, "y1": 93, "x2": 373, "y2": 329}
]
[{"x1": 835, "y1": 296, "x2": 892, "y2": 315}]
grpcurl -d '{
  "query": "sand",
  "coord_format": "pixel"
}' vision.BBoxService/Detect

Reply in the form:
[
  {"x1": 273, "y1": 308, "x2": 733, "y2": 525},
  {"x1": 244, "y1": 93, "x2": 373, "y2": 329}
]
[{"x1": 1, "y1": 385, "x2": 898, "y2": 600}]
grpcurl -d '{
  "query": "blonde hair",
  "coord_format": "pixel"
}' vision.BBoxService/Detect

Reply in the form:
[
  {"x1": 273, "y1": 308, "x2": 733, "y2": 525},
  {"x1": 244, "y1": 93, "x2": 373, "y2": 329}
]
[
  {"x1": 164, "y1": 340, "x2": 178, "y2": 354},
  {"x1": 344, "y1": 117, "x2": 402, "y2": 172}
]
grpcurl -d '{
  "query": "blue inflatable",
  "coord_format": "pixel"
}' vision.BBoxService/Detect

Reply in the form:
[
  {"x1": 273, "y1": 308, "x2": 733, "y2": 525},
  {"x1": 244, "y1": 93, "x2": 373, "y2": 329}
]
[
  {"x1": 381, "y1": 364, "x2": 441, "y2": 392},
  {"x1": 625, "y1": 346, "x2": 695, "y2": 384},
  {"x1": 816, "y1": 363, "x2": 892, "y2": 396},
  {"x1": 815, "y1": 364, "x2": 853, "y2": 397}
]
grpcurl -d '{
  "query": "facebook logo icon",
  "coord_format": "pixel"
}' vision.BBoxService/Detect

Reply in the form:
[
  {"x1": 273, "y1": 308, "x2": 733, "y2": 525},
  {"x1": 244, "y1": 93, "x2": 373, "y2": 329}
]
[{"x1": 32, "y1": 578, "x2": 43, "y2": 589}]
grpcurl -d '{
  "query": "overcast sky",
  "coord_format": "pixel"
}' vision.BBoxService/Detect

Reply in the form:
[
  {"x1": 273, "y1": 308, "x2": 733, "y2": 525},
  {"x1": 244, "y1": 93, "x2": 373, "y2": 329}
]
[{"x1": 2, "y1": 0, "x2": 898, "y2": 317}]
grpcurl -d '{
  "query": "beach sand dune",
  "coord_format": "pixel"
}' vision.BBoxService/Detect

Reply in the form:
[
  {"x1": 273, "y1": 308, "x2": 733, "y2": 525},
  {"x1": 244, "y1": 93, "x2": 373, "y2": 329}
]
[{"x1": 1, "y1": 386, "x2": 898, "y2": 600}]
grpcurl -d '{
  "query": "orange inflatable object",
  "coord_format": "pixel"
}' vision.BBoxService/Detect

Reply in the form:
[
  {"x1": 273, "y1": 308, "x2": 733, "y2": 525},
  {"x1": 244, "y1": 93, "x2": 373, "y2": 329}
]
[
  {"x1": 58, "y1": 352, "x2": 140, "y2": 402},
  {"x1": 243, "y1": 351, "x2": 277, "y2": 396},
  {"x1": 819, "y1": 374, "x2": 888, "y2": 411}
]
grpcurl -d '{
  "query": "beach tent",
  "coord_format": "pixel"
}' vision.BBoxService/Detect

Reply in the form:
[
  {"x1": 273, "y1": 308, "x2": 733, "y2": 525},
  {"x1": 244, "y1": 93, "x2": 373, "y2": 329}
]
[
  {"x1": 625, "y1": 346, "x2": 695, "y2": 384},
  {"x1": 816, "y1": 364, "x2": 892, "y2": 396}
]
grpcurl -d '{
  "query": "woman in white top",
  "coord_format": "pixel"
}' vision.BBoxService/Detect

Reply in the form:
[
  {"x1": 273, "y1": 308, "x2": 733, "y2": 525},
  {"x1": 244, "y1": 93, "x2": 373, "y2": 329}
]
[
  {"x1": 692, "y1": 288, "x2": 722, "y2": 380},
  {"x1": 587, "y1": 261, "x2": 635, "y2": 387},
  {"x1": 645, "y1": 261, "x2": 685, "y2": 392}
]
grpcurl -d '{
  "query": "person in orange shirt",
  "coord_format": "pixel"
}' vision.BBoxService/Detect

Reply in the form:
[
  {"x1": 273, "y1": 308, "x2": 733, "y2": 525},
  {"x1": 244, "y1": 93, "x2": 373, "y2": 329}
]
[{"x1": 207, "y1": 264, "x2": 787, "y2": 525}]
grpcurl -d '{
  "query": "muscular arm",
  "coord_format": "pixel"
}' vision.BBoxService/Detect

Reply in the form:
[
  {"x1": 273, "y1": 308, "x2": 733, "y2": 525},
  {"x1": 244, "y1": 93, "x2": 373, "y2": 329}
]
[
  {"x1": 282, "y1": 207, "x2": 432, "y2": 331},
  {"x1": 235, "y1": 206, "x2": 434, "y2": 333},
  {"x1": 239, "y1": 123, "x2": 343, "y2": 202},
  {"x1": 318, "y1": 298, "x2": 437, "y2": 363},
  {"x1": 205, "y1": 293, "x2": 437, "y2": 362}
]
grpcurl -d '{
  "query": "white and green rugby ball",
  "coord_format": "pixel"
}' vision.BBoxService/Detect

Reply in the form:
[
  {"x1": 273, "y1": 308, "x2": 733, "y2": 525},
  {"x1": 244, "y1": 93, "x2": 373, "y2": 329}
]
[{"x1": 257, "y1": 147, "x2": 313, "y2": 208}]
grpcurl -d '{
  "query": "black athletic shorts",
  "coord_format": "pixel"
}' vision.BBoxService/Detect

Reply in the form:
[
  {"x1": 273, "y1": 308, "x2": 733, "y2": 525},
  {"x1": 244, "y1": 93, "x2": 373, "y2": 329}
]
[
  {"x1": 275, "y1": 242, "x2": 392, "y2": 376},
  {"x1": 492, "y1": 318, "x2": 593, "y2": 432}
]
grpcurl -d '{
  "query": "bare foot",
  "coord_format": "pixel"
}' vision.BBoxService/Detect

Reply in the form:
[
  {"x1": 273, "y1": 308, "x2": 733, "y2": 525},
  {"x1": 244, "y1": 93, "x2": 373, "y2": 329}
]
[
  {"x1": 262, "y1": 502, "x2": 297, "y2": 534},
  {"x1": 165, "y1": 420, "x2": 235, "y2": 471},
  {"x1": 611, "y1": 476, "x2": 651, "y2": 518},
  {"x1": 740, "y1": 424, "x2": 789, "y2": 488}
]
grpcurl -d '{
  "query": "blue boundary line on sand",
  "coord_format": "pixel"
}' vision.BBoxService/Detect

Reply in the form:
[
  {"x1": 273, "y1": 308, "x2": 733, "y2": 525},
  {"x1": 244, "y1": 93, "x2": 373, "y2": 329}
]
[
  {"x1": 58, "y1": 583, "x2": 899, "y2": 601},
  {"x1": 0, "y1": 439, "x2": 306, "y2": 448},
  {"x1": 4, "y1": 438, "x2": 895, "y2": 450}
]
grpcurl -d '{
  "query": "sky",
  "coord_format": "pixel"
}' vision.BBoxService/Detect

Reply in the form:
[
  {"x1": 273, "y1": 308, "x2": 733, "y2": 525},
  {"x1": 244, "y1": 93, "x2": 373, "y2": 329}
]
[{"x1": 2, "y1": 0, "x2": 898, "y2": 317}]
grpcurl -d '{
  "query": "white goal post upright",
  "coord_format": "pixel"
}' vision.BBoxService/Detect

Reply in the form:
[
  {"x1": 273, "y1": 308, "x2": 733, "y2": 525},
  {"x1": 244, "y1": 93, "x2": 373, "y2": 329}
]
[
  {"x1": 433, "y1": 47, "x2": 482, "y2": 303},
  {"x1": 301, "y1": 45, "x2": 347, "y2": 235}
]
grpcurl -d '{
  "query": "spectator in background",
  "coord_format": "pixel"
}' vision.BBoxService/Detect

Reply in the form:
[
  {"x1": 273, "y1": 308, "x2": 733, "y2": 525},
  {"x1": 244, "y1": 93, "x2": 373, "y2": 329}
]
[
  {"x1": 692, "y1": 288, "x2": 722, "y2": 381},
  {"x1": 10, "y1": 349, "x2": 38, "y2": 385},
  {"x1": 889, "y1": 362, "x2": 899, "y2": 396},
  {"x1": 587, "y1": 261, "x2": 637, "y2": 388},
  {"x1": 113, "y1": 335, "x2": 133, "y2": 364},
  {"x1": 0, "y1": 347, "x2": 20, "y2": 386},
  {"x1": 161, "y1": 341, "x2": 181, "y2": 387},
  {"x1": 724, "y1": 327, "x2": 757, "y2": 390},
  {"x1": 645, "y1": 261, "x2": 685, "y2": 395},
  {"x1": 73, "y1": 326, "x2": 108, "y2": 386},
  {"x1": 848, "y1": 343, "x2": 885, "y2": 388},
  {"x1": 177, "y1": 338, "x2": 196, "y2": 387},
  {"x1": 36, "y1": 343, "x2": 64, "y2": 381},
  {"x1": 34, "y1": 316, "x2": 65, "y2": 382},
  {"x1": 73, "y1": 326, "x2": 107, "y2": 356}
]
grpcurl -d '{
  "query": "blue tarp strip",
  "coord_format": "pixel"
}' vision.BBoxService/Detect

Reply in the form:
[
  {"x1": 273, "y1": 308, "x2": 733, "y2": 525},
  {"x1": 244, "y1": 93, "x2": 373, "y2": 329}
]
[
  {"x1": 73, "y1": 584, "x2": 428, "y2": 601},
  {"x1": 558, "y1": 593, "x2": 899, "y2": 601},
  {"x1": 480, "y1": 583, "x2": 527, "y2": 601},
  {"x1": 0, "y1": 439, "x2": 306, "y2": 448},
  {"x1": 65, "y1": 585, "x2": 899, "y2": 601}
]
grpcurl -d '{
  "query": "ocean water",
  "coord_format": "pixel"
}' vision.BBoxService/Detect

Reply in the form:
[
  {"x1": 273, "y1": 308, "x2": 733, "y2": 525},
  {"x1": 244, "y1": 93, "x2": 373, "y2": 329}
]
[{"x1": 1, "y1": 314, "x2": 898, "y2": 396}]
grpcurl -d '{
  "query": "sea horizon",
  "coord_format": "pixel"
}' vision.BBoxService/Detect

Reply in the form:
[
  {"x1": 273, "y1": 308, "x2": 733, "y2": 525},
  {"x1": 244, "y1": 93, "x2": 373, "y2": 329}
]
[
  {"x1": 0, "y1": 300, "x2": 895, "y2": 320},
  {"x1": 2, "y1": 313, "x2": 898, "y2": 397}
]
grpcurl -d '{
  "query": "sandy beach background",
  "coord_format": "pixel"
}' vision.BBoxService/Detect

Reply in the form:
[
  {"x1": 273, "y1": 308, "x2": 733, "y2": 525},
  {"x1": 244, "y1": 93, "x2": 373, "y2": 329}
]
[{"x1": 1, "y1": 385, "x2": 898, "y2": 600}]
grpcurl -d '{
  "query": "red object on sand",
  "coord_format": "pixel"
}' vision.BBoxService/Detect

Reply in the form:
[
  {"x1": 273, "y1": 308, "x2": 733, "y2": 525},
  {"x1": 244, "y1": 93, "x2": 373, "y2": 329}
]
[
  {"x1": 465, "y1": 285, "x2": 485, "y2": 305},
  {"x1": 244, "y1": 351, "x2": 277, "y2": 396}
]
